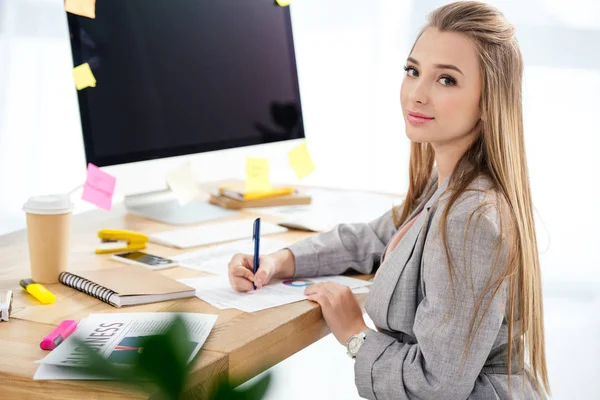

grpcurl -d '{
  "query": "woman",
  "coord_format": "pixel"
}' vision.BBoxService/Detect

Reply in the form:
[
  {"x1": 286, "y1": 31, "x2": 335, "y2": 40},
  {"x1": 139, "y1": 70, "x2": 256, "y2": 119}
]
[{"x1": 228, "y1": 1, "x2": 550, "y2": 399}]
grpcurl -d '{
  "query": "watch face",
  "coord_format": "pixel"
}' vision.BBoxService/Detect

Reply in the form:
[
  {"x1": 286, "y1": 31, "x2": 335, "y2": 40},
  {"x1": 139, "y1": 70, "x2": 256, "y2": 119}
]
[{"x1": 349, "y1": 337, "x2": 362, "y2": 353}]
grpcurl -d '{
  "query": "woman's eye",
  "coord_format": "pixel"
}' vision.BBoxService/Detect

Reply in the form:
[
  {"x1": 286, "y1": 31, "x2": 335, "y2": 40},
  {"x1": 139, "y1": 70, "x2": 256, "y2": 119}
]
[
  {"x1": 404, "y1": 66, "x2": 418, "y2": 77},
  {"x1": 439, "y1": 76, "x2": 456, "y2": 86},
  {"x1": 404, "y1": 65, "x2": 456, "y2": 86}
]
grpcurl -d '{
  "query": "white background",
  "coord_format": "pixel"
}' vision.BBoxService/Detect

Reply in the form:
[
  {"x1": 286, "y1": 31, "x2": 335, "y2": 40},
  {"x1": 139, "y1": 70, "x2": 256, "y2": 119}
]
[{"x1": 1, "y1": 0, "x2": 599, "y2": 398}]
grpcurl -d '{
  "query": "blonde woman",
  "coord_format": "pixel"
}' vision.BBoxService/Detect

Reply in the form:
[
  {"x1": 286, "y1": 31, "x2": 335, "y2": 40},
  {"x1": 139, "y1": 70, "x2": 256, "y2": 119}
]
[{"x1": 228, "y1": 1, "x2": 549, "y2": 398}]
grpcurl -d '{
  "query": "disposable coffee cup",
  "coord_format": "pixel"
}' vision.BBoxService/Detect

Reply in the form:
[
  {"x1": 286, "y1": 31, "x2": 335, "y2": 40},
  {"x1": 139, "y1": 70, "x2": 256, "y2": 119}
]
[{"x1": 23, "y1": 195, "x2": 74, "y2": 284}]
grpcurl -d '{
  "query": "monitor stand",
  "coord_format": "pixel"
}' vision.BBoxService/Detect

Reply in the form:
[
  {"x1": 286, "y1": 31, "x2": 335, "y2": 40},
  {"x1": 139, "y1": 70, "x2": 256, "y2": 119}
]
[{"x1": 124, "y1": 189, "x2": 237, "y2": 225}]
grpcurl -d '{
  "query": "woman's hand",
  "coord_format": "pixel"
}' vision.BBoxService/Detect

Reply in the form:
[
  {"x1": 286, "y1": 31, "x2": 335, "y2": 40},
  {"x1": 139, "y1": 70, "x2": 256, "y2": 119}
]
[
  {"x1": 304, "y1": 282, "x2": 368, "y2": 345},
  {"x1": 227, "y1": 249, "x2": 296, "y2": 292},
  {"x1": 227, "y1": 253, "x2": 278, "y2": 292}
]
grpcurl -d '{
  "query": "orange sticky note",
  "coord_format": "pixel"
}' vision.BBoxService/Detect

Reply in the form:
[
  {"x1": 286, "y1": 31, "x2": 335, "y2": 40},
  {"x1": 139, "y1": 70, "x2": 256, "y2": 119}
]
[
  {"x1": 72, "y1": 63, "x2": 96, "y2": 90},
  {"x1": 246, "y1": 158, "x2": 272, "y2": 193},
  {"x1": 288, "y1": 142, "x2": 315, "y2": 180},
  {"x1": 276, "y1": 0, "x2": 292, "y2": 6},
  {"x1": 64, "y1": 0, "x2": 96, "y2": 19}
]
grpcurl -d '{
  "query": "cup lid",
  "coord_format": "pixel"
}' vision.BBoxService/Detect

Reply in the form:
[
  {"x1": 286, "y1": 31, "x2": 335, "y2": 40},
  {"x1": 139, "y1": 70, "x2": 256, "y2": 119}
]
[{"x1": 23, "y1": 194, "x2": 74, "y2": 215}]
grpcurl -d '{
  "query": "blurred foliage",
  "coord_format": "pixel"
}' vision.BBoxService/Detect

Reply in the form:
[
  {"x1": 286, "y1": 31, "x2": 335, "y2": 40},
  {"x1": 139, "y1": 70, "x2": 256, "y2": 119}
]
[{"x1": 73, "y1": 316, "x2": 271, "y2": 400}]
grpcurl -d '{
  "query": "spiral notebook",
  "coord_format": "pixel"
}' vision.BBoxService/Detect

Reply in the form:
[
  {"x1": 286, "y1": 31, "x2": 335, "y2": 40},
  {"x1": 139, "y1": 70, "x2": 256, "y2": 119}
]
[{"x1": 58, "y1": 265, "x2": 196, "y2": 308}]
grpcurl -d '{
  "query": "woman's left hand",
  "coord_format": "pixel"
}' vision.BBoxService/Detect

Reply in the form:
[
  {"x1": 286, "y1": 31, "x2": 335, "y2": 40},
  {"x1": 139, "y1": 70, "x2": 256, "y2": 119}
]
[{"x1": 304, "y1": 282, "x2": 368, "y2": 345}]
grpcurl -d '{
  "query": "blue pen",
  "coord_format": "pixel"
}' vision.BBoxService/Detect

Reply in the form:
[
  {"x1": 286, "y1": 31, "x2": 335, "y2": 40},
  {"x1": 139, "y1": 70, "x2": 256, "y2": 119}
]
[{"x1": 252, "y1": 218, "x2": 261, "y2": 290}]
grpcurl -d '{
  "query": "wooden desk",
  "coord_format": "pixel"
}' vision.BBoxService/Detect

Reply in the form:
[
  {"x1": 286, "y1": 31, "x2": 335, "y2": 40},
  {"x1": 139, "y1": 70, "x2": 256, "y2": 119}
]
[{"x1": 0, "y1": 204, "x2": 370, "y2": 399}]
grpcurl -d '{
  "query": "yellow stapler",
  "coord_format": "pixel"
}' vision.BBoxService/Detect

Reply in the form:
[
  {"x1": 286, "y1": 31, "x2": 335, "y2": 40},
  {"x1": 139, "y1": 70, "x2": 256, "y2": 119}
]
[{"x1": 96, "y1": 229, "x2": 149, "y2": 254}]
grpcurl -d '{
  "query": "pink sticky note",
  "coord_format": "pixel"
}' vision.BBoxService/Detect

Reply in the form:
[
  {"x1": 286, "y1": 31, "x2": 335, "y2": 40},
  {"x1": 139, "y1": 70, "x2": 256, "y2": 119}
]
[{"x1": 82, "y1": 163, "x2": 116, "y2": 210}]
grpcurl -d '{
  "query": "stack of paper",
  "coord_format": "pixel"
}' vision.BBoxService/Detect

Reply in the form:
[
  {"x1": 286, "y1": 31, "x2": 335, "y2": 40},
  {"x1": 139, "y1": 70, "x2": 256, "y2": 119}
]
[
  {"x1": 34, "y1": 312, "x2": 217, "y2": 380},
  {"x1": 178, "y1": 275, "x2": 371, "y2": 313},
  {"x1": 173, "y1": 237, "x2": 290, "y2": 275},
  {"x1": 246, "y1": 188, "x2": 403, "y2": 232},
  {"x1": 149, "y1": 218, "x2": 288, "y2": 249}
]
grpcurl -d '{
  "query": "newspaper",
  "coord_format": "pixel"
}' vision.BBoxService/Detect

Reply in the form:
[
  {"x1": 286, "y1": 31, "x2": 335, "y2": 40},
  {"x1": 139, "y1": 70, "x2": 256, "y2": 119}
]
[{"x1": 34, "y1": 312, "x2": 217, "y2": 380}]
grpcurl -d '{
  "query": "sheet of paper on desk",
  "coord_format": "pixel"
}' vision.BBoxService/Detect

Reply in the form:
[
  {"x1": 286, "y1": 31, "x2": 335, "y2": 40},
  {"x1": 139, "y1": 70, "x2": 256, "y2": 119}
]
[
  {"x1": 33, "y1": 364, "x2": 112, "y2": 380},
  {"x1": 149, "y1": 218, "x2": 288, "y2": 249},
  {"x1": 34, "y1": 312, "x2": 217, "y2": 380},
  {"x1": 173, "y1": 237, "x2": 290, "y2": 275},
  {"x1": 246, "y1": 188, "x2": 403, "y2": 232},
  {"x1": 178, "y1": 275, "x2": 371, "y2": 313}
]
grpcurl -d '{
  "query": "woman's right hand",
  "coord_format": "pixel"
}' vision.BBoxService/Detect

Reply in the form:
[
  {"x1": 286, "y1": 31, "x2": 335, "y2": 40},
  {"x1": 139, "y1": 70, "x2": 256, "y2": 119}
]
[{"x1": 227, "y1": 249, "x2": 295, "y2": 292}]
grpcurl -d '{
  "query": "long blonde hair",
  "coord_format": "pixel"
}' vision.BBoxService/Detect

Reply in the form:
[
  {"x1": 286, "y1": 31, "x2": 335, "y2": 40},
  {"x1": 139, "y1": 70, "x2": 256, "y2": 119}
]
[{"x1": 393, "y1": 1, "x2": 550, "y2": 396}]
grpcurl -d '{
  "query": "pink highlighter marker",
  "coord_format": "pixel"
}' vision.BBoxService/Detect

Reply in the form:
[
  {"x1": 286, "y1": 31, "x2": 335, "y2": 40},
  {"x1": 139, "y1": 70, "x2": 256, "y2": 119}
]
[{"x1": 40, "y1": 320, "x2": 78, "y2": 351}]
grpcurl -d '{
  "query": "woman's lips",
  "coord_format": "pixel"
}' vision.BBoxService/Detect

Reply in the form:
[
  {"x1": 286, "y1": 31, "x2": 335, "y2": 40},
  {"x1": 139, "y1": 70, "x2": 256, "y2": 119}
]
[{"x1": 407, "y1": 112, "x2": 434, "y2": 126}]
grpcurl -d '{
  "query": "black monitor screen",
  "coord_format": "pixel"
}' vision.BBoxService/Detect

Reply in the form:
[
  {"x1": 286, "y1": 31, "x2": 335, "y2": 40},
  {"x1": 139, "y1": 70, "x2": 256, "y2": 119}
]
[{"x1": 67, "y1": 0, "x2": 304, "y2": 167}]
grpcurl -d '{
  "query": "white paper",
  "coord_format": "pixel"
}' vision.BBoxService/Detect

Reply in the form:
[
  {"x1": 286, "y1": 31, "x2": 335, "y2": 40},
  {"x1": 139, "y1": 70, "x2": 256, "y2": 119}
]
[
  {"x1": 246, "y1": 188, "x2": 403, "y2": 232},
  {"x1": 34, "y1": 312, "x2": 218, "y2": 380},
  {"x1": 34, "y1": 364, "x2": 113, "y2": 380},
  {"x1": 149, "y1": 218, "x2": 288, "y2": 249},
  {"x1": 178, "y1": 275, "x2": 371, "y2": 313},
  {"x1": 173, "y1": 237, "x2": 290, "y2": 275}
]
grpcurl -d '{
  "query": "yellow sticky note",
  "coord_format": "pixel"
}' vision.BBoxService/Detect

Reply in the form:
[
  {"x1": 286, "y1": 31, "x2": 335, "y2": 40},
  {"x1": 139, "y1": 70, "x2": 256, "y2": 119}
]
[
  {"x1": 64, "y1": 0, "x2": 96, "y2": 19},
  {"x1": 72, "y1": 63, "x2": 96, "y2": 90},
  {"x1": 166, "y1": 162, "x2": 201, "y2": 205},
  {"x1": 276, "y1": 0, "x2": 292, "y2": 6},
  {"x1": 246, "y1": 158, "x2": 272, "y2": 193},
  {"x1": 288, "y1": 142, "x2": 315, "y2": 180}
]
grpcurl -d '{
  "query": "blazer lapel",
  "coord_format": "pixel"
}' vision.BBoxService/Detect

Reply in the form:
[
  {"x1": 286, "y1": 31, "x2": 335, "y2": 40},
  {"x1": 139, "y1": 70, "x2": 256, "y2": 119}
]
[
  {"x1": 366, "y1": 169, "x2": 454, "y2": 332},
  {"x1": 379, "y1": 171, "x2": 439, "y2": 265}
]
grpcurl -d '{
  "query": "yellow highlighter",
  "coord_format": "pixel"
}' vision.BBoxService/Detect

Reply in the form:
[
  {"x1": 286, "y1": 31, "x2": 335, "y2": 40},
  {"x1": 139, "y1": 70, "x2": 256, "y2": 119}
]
[{"x1": 20, "y1": 279, "x2": 56, "y2": 304}]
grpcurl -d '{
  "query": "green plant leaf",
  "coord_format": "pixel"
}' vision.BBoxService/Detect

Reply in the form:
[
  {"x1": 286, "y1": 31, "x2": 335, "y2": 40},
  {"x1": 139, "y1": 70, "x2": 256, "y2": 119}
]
[
  {"x1": 211, "y1": 373, "x2": 271, "y2": 400},
  {"x1": 71, "y1": 337, "x2": 141, "y2": 382},
  {"x1": 68, "y1": 317, "x2": 273, "y2": 400},
  {"x1": 137, "y1": 316, "x2": 192, "y2": 399},
  {"x1": 237, "y1": 373, "x2": 271, "y2": 400}
]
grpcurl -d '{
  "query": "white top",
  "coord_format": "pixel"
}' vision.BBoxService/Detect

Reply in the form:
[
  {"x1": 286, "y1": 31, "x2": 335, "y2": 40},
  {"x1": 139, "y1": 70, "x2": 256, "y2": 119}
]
[{"x1": 23, "y1": 194, "x2": 74, "y2": 215}]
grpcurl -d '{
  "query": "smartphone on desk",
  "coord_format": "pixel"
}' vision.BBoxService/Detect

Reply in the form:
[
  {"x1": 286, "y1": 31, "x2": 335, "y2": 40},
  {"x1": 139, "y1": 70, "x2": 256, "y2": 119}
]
[{"x1": 111, "y1": 251, "x2": 178, "y2": 270}]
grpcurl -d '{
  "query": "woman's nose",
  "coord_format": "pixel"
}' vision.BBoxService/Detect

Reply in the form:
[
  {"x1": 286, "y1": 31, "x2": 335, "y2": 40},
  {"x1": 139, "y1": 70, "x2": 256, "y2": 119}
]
[{"x1": 409, "y1": 80, "x2": 430, "y2": 105}]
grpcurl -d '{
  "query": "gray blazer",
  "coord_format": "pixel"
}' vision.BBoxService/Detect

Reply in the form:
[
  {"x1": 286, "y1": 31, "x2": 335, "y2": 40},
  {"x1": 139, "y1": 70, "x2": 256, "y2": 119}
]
[{"x1": 287, "y1": 168, "x2": 545, "y2": 400}]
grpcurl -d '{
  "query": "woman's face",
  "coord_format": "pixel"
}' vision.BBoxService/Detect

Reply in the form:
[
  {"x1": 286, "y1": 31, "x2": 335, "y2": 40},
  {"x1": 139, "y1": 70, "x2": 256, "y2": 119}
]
[{"x1": 400, "y1": 27, "x2": 482, "y2": 146}]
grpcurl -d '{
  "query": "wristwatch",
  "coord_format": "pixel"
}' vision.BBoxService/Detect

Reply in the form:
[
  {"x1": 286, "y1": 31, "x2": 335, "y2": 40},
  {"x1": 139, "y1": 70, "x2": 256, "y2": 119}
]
[{"x1": 346, "y1": 329, "x2": 370, "y2": 359}]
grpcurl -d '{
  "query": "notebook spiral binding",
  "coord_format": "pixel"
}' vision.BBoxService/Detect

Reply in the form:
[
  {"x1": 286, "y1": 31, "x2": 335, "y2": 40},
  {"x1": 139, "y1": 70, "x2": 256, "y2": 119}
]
[{"x1": 58, "y1": 272, "x2": 117, "y2": 305}]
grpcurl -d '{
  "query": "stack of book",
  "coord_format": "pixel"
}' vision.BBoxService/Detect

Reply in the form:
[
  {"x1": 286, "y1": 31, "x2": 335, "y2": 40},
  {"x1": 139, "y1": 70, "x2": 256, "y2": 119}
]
[{"x1": 208, "y1": 182, "x2": 312, "y2": 209}]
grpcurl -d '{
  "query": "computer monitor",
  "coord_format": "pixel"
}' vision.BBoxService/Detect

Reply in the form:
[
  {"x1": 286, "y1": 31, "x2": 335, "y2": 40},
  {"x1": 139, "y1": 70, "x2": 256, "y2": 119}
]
[{"x1": 66, "y1": 0, "x2": 305, "y2": 224}]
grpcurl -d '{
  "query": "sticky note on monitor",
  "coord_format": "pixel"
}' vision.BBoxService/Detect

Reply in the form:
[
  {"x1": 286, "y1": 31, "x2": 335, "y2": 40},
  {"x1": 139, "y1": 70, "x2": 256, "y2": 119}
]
[
  {"x1": 246, "y1": 158, "x2": 272, "y2": 193},
  {"x1": 72, "y1": 63, "x2": 96, "y2": 91},
  {"x1": 288, "y1": 142, "x2": 315, "y2": 180},
  {"x1": 64, "y1": 0, "x2": 96, "y2": 19},
  {"x1": 166, "y1": 162, "x2": 201, "y2": 205},
  {"x1": 276, "y1": 0, "x2": 292, "y2": 6},
  {"x1": 82, "y1": 163, "x2": 116, "y2": 211}
]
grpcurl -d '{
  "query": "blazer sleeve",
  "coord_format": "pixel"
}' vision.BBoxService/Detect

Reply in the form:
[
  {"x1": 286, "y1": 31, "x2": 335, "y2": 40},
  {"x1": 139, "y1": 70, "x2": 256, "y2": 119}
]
[
  {"x1": 285, "y1": 209, "x2": 397, "y2": 278},
  {"x1": 354, "y1": 209, "x2": 509, "y2": 400}
]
